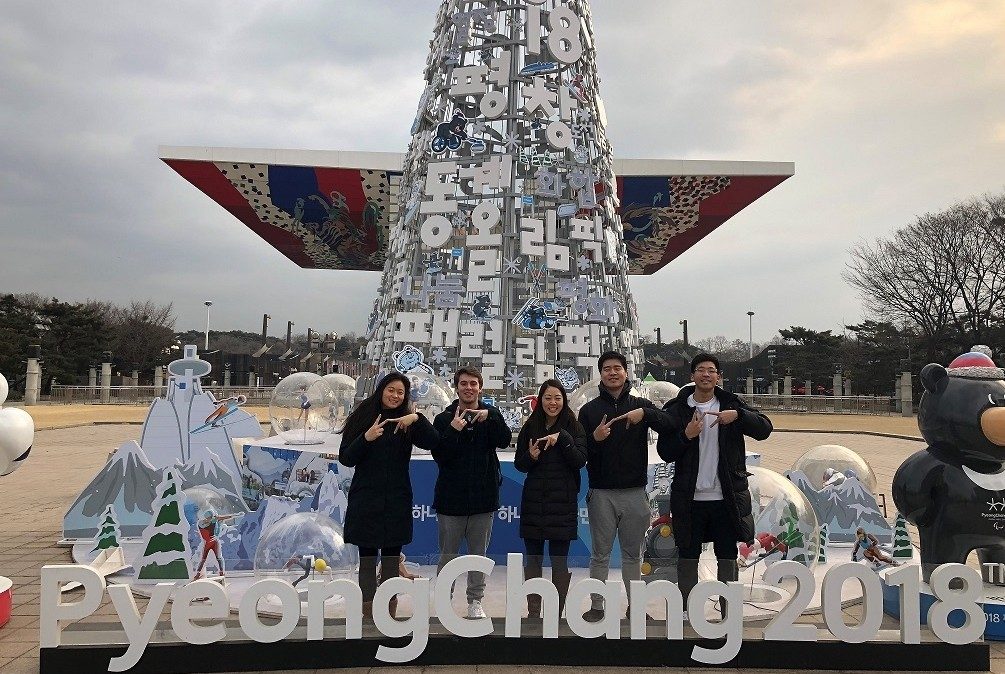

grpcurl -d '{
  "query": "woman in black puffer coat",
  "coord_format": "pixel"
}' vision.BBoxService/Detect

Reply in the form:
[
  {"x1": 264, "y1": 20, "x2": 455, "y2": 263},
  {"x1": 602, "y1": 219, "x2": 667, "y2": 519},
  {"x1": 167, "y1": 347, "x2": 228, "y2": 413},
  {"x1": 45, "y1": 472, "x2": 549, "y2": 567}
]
[
  {"x1": 339, "y1": 372, "x2": 438, "y2": 618},
  {"x1": 514, "y1": 379, "x2": 587, "y2": 617}
]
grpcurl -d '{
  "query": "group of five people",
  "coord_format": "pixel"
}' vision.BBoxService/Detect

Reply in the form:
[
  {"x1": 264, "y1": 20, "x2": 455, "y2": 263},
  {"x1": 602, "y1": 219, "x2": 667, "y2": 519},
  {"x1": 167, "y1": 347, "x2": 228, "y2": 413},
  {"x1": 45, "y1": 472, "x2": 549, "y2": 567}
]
[{"x1": 337, "y1": 350, "x2": 772, "y2": 620}]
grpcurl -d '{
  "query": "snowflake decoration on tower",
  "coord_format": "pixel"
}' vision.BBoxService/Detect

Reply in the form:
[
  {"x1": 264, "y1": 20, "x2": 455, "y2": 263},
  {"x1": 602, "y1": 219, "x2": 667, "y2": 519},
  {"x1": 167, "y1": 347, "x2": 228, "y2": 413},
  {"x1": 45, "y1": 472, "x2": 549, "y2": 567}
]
[
  {"x1": 577, "y1": 255, "x2": 593, "y2": 272},
  {"x1": 505, "y1": 368, "x2": 527, "y2": 390},
  {"x1": 438, "y1": 365, "x2": 452, "y2": 380},
  {"x1": 503, "y1": 132, "x2": 519, "y2": 153},
  {"x1": 504, "y1": 257, "x2": 523, "y2": 274},
  {"x1": 507, "y1": 13, "x2": 525, "y2": 37},
  {"x1": 430, "y1": 347, "x2": 448, "y2": 364}
]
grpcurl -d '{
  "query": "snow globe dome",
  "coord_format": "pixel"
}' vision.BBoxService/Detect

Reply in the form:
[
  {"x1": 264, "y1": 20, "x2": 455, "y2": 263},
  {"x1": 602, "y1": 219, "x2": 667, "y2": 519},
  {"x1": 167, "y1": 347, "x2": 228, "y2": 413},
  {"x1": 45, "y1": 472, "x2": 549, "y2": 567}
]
[
  {"x1": 0, "y1": 371, "x2": 8, "y2": 405},
  {"x1": 181, "y1": 486, "x2": 235, "y2": 526},
  {"x1": 744, "y1": 466, "x2": 821, "y2": 569},
  {"x1": 269, "y1": 373, "x2": 336, "y2": 445},
  {"x1": 403, "y1": 370, "x2": 453, "y2": 420},
  {"x1": 253, "y1": 512, "x2": 356, "y2": 582},
  {"x1": 322, "y1": 373, "x2": 357, "y2": 429},
  {"x1": 789, "y1": 444, "x2": 878, "y2": 494},
  {"x1": 646, "y1": 381, "x2": 681, "y2": 408},
  {"x1": 568, "y1": 378, "x2": 646, "y2": 415}
]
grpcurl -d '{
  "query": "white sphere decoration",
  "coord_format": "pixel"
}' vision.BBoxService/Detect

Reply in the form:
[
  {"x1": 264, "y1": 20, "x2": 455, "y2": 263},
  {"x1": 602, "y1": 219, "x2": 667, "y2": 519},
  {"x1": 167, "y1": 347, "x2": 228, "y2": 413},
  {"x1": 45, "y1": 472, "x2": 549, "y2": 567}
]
[
  {"x1": 0, "y1": 371, "x2": 33, "y2": 477},
  {"x1": 403, "y1": 370, "x2": 454, "y2": 420},
  {"x1": 790, "y1": 444, "x2": 879, "y2": 494},
  {"x1": 269, "y1": 373, "x2": 336, "y2": 445},
  {"x1": 746, "y1": 465, "x2": 821, "y2": 569},
  {"x1": 254, "y1": 512, "x2": 356, "y2": 580},
  {"x1": 567, "y1": 377, "x2": 646, "y2": 416},
  {"x1": 646, "y1": 380, "x2": 681, "y2": 408},
  {"x1": 321, "y1": 373, "x2": 357, "y2": 430}
]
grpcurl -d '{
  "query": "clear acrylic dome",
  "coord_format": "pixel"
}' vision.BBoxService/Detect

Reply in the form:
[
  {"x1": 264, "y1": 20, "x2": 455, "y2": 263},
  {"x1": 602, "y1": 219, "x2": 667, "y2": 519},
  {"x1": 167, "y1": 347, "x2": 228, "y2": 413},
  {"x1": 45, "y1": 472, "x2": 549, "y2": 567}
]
[
  {"x1": 253, "y1": 512, "x2": 356, "y2": 581},
  {"x1": 404, "y1": 370, "x2": 454, "y2": 420},
  {"x1": 181, "y1": 486, "x2": 238, "y2": 526},
  {"x1": 322, "y1": 373, "x2": 357, "y2": 430},
  {"x1": 568, "y1": 378, "x2": 646, "y2": 415},
  {"x1": 744, "y1": 466, "x2": 821, "y2": 569},
  {"x1": 646, "y1": 381, "x2": 681, "y2": 408},
  {"x1": 789, "y1": 444, "x2": 878, "y2": 494},
  {"x1": 269, "y1": 373, "x2": 337, "y2": 445}
]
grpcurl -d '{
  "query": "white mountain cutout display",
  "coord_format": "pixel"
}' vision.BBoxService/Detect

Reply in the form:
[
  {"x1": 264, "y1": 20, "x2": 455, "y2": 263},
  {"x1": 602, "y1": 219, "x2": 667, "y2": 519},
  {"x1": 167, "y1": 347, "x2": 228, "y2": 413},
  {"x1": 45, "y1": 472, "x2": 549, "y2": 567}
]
[
  {"x1": 786, "y1": 468, "x2": 893, "y2": 544},
  {"x1": 63, "y1": 345, "x2": 262, "y2": 541},
  {"x1": 63, "y1": 440, "x2": 161, "y2": 539}
]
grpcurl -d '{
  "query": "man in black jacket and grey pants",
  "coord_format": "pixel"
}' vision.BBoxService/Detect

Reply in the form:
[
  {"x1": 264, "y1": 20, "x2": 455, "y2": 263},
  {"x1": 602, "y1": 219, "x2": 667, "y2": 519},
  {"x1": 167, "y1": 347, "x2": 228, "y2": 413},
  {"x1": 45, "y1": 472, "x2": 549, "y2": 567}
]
[
  {"x1": 657, "y1": 353, "x2": 772, "y2": 615},
  {"x1": 578, "y1": 351, "x2": 674, "y2": 622},
  {"x1": 432, "y1": 366, "x2": 513, "y2": 619}
]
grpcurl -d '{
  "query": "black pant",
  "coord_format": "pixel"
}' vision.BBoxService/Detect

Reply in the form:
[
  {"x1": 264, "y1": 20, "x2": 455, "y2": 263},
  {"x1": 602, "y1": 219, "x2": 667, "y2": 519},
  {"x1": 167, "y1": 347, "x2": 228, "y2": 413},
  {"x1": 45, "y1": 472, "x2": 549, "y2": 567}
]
[
  {"x1": 358, "y1": 545, "x2": 402, "y2": 602},
  {"x1": 676, "y1": 500, "x2": 739, "y2": 606},
  {"x1": 524, "y1": 538, "x2": 571, "y2": 577}
]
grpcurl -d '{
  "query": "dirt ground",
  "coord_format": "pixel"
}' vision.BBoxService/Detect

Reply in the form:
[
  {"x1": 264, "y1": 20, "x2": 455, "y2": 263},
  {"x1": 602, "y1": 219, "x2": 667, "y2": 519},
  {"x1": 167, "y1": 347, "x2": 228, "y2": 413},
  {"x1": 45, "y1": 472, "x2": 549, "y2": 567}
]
[{"x1": 21, "y1": 404, "x2": 923, "y2": 437}]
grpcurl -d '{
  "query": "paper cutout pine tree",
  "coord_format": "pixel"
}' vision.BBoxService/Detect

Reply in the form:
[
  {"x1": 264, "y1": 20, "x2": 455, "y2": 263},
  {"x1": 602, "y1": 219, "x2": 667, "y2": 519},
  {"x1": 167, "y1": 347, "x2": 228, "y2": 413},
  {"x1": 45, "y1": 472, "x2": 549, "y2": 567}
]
[
  {"x1": 136, "y1": 468, "x2": 193, "y2": 582},
  {"x1": 892, "y1": 512, "x2": 913, "y2": 560},
  {"x1": 816, "y1": 523, "x2": 828, "y2": 564},
  {"x1": 91, "y1": 505, "x2": 121, "y2": 553}
]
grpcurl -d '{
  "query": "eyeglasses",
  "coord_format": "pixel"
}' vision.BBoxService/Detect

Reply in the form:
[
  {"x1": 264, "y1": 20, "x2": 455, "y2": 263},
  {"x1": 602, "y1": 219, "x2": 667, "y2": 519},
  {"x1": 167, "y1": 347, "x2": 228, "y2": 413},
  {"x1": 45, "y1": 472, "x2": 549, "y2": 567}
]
[{"x1": 694, "y1": 368, "x2": 719, "y2": 375}]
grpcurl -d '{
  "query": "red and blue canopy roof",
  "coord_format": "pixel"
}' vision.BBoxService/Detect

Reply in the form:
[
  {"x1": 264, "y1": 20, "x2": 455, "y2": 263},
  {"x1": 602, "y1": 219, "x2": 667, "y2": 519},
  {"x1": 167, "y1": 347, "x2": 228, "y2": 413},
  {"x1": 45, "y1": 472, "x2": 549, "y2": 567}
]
[{"x1": 160, "y1": 147, "x2": 792, "y2": 275}]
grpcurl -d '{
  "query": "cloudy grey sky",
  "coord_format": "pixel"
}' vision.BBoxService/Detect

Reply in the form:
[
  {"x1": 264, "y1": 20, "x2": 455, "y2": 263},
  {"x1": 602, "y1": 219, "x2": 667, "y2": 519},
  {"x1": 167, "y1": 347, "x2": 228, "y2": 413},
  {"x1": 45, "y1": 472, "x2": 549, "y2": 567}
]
[{"x1": 1, "y1": 1, "x2": 1002, "y2": 345}]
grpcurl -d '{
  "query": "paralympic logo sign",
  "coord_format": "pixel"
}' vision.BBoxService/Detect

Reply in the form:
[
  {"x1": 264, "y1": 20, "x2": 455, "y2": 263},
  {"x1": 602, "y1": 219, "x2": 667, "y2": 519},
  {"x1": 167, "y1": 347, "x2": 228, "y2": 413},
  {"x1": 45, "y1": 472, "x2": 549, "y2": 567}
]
[{"x1": 40, "y1": 555, "x2": 986, "y2": 671}]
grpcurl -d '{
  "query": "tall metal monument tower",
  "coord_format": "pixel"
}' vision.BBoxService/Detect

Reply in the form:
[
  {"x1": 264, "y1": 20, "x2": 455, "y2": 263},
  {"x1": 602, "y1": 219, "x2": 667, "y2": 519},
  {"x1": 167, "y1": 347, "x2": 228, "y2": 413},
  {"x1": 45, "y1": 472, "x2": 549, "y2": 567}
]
[
  {"x1": 161, "y1": 1, "x2": 794, "y2": 420},
  {"x1": 367, "y1": 0, "x2": 642, "y2": 406}
]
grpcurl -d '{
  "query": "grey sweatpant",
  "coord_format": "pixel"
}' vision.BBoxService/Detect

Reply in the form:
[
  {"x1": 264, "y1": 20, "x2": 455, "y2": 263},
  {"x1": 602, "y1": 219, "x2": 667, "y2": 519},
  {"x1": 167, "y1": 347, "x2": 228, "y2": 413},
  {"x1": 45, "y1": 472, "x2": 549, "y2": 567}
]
[
  {"x1": 587, "y1": 486, "x2": 650, "y2": 611},
  {"x1": 436, "y1": 512, "x2": 494, "y2": 603}
]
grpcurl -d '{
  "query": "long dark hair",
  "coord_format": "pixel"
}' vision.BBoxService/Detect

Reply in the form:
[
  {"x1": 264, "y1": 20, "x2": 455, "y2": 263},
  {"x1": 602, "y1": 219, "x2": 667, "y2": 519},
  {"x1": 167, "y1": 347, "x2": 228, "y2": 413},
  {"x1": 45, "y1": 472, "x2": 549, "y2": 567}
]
[
  {"x1": 523, "y1": 378, "x2": 576, "y2": 439},
  {"x1": 340, "y1": 372, "x2": 411, "y2": 444}
]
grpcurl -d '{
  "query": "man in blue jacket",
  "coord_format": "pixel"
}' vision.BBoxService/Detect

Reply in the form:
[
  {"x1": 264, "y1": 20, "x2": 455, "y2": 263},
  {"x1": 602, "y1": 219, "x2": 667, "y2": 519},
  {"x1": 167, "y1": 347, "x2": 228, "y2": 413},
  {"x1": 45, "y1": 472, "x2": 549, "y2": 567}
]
[
  {"x1": 432, "y1": 366, "x2": 513, "y2": 619},
  {"x1": 578, "y1": 351, "x2": 674, "y2": 622}
]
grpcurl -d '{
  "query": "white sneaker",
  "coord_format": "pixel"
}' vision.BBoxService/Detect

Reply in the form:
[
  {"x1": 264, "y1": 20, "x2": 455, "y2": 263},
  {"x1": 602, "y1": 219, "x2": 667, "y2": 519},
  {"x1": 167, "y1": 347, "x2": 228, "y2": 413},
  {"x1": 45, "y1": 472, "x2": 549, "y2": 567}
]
[{"x1": 467, "y1": 600, "x2": 487, "y2": 619}]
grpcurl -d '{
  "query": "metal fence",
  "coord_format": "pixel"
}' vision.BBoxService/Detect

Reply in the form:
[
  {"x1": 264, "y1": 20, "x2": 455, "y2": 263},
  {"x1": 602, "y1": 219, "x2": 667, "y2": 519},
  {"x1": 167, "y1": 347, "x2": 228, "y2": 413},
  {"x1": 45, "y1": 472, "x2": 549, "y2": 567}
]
[
  {"x1": 737, "y1": 393, "x2": 898, "y2": 415},
  {"x1": 48, "y1": 385, "x2": 277, "y2": 406}
]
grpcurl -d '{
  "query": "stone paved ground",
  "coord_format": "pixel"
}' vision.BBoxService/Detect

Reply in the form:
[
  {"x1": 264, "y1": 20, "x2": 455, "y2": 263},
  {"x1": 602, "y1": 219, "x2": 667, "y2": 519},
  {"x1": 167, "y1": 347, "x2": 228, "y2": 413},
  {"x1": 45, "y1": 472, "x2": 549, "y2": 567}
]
[{"x1": 1, "y1": 411, "x2": 1002, "y2": 674}]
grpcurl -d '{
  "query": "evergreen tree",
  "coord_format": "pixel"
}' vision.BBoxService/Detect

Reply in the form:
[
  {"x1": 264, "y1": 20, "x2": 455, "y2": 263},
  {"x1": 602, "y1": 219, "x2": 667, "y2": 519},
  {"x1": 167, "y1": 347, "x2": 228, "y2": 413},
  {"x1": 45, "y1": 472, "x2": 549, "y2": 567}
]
[
  {"x1": 892, "y1": 512, "x2": 913, "y2": 559},
  {"x1": 136, "y1": 468, "x2": 192, "y2": 582},
  {"x1": 92, "y1": 505, "x2": 121, "y2": 552}
]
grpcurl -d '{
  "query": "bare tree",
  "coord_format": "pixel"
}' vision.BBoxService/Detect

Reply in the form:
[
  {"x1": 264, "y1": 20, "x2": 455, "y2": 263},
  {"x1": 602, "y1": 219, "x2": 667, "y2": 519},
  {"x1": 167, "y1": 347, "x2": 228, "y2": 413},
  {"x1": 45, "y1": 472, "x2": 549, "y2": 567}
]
[{"x1": 844, "y1": 190, "x2": 1005, "y2": 360}]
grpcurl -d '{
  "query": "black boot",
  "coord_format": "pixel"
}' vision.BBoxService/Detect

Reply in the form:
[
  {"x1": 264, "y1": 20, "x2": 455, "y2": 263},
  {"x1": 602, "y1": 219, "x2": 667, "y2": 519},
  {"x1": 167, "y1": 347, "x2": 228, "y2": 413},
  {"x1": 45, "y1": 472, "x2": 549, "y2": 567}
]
[
  {"x1": 552, "y1": 570, "x2": 572, "y2": 619},
  {"x1": 716, "y1": 559, "x2": 738, "y2": 583},
  {"x1": 677, "y1": 558, "x2": 699, "y2": 611},
  {"x1": 524, "y1": 564, "x2": 543, "y2": 618},
  {"x1": 380, "y1": 555, "x2": 401, "y2": 620}
]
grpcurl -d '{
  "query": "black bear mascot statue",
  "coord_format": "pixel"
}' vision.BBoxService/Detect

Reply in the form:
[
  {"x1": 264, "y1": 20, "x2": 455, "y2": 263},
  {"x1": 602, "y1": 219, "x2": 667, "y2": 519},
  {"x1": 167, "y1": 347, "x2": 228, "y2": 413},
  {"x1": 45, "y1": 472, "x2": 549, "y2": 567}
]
[{"x1": 893, "y1": 346, "x2": 1005, "y2": 584}]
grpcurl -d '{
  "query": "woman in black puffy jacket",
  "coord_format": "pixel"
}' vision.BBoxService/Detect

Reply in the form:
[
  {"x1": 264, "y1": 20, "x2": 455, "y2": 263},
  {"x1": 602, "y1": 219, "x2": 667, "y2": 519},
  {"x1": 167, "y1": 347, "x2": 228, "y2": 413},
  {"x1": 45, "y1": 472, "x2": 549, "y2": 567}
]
[
  {"x1": 339, "y1": 372, "x2": 438, "y2": 619},
  {"x1": 514, "y1": 378, "x2": 587, "y2": 618}
]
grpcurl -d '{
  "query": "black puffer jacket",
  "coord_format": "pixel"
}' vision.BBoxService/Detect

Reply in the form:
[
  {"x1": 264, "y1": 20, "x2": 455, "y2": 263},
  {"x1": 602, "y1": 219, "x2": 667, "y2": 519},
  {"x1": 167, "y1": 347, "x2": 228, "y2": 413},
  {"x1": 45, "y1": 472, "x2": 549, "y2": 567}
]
[
  {"x1": 579, "y1": 385, "x2": 674, "y2": 489},
  {"x1": 432, "y1": 401, "x2": 513, "y2": 516},
  {"x1": 514, "y1": 416, "x2": 587, "y2": 541},
  {"x1": 339, "y1": 413, "x2": 439, "y2": 549},
  {"x1": 657, "y1": 385, "x2": 773, "y2": 549}
]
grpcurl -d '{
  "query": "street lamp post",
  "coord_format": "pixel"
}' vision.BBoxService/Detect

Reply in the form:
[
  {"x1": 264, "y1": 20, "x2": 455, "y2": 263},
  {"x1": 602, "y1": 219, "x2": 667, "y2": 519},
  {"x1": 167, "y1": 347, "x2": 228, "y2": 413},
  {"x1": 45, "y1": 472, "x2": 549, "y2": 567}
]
[
  {"x1": 204, "y1": 301, "x2": 213, "y2": 351},
  {"x1": 747, "y1": 311, "x2": 755, "y2": 360}
]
